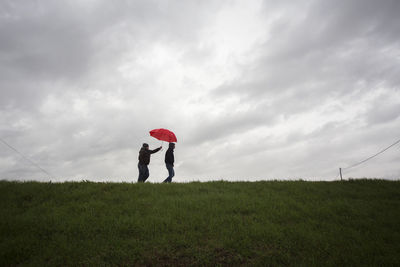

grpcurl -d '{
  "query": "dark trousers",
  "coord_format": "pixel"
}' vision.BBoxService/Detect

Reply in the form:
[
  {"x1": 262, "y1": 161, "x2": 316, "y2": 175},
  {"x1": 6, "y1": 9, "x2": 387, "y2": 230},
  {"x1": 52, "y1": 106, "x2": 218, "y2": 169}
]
[
  {"x1": 138, "y1": 163, "x2": 149, "y2": 182},
  {"x1": 163, "y1": 163, "x2": 175, "y2": 183}
]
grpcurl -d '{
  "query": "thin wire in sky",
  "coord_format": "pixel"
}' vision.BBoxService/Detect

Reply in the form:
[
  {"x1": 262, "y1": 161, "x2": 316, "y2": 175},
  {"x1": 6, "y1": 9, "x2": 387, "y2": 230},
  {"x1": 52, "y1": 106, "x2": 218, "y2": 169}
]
[
  {"x1": 0, "y1": 137, "x2": 53, "y2": 178},
  {"x1": 343, "y1": 136, "x2": 400, "y2": 170}
]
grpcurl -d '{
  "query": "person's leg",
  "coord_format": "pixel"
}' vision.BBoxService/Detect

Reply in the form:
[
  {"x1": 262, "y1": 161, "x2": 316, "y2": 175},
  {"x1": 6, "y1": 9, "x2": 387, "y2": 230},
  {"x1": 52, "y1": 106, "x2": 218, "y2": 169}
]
[
  {"x1": 163, "y1": 164, "x2": 171, "y2": 183},
  {"x1": 170, "y1": 165, "x2": 175, "y2": 181},
  {"x1": 142, "y1": 165, "x2": 149, "y2": 182},
  {"x1": 163, "y1": 164, "x2": 174, "y2": 183},
  {"x1": 138, "y1": 164, "x2": 145, "y2": 182}
]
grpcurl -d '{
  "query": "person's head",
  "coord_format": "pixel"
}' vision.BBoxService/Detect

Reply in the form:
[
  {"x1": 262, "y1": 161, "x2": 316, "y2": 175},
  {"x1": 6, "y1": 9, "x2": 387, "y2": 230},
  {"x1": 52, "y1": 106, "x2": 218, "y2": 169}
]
[
  {"x1": 169, "y1": 142, "x2": 175, "y2": 149},
  {"x1": 142, "y1": 143, "x2": 149, "y2": 149}
]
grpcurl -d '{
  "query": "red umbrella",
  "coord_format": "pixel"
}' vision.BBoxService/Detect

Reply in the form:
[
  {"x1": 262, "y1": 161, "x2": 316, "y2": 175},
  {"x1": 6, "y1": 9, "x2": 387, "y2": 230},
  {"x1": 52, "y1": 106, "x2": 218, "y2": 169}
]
[{"x1": 149, "y1": 128, "x2": 177, "y2": 143}]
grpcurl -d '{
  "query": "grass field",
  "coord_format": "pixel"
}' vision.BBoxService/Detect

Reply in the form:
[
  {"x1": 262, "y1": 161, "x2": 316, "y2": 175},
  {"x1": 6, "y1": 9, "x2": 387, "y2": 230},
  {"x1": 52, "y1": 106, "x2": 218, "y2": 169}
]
[{"x1": 1, "y1": 179, "x2": 399, "y2": 266}]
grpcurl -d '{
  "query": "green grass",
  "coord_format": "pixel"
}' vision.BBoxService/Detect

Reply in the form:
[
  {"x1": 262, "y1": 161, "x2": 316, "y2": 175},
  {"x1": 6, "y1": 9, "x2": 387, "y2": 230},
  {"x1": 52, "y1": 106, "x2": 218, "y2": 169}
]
[{"x1": 1, "y1": 180, "x2": 399, "y2": 266}]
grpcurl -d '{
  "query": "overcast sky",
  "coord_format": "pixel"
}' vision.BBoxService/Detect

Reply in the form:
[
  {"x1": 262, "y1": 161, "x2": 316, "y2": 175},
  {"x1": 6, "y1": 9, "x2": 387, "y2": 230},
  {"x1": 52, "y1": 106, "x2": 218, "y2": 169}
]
[{"x1": 1, "y1": 0, "x2": 399, "y2": 182}]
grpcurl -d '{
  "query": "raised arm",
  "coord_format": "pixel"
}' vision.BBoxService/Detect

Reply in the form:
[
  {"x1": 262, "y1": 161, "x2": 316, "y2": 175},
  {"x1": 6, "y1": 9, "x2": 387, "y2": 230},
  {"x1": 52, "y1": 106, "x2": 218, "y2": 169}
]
[{"x1": 149, "y1": 147, "x2": 162, "y2": 154}]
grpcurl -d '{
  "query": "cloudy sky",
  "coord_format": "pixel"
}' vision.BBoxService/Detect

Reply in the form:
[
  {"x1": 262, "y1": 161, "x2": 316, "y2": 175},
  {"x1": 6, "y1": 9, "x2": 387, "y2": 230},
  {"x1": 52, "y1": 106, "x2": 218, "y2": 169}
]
[{"x1": 1, "y1": 0, "x2": 399, "y2": 182}]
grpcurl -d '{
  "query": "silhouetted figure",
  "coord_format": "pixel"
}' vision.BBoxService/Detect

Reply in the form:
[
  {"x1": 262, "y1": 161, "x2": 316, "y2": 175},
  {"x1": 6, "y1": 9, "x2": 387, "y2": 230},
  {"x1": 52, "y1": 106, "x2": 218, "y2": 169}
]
[
  {"x1": 138, "y1": 143, "x2": 161, "y2": 183},
  {"x1": 163, "y1": 143, "x2": 175, "y2": 183}
]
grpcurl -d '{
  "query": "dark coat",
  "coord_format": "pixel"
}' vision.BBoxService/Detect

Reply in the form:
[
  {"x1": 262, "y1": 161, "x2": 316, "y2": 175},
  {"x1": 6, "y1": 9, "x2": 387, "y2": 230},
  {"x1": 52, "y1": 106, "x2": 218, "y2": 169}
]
[
  {"x1": 138, "y1": 147, "x2": 161, "y2": 165},
  {"x1": 164, "y1": 148, "x2": 174, "y2": 166}
]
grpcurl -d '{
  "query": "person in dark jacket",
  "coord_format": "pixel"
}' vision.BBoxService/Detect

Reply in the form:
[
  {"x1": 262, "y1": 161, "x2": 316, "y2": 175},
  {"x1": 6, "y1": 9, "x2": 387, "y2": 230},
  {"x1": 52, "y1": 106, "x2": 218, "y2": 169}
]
[
  {"x1": 138, "y1": 143, "x2": 162, "y2": 183},
  {"x1": 163, "y1": 143, "x2": 175, "y2": 183}
]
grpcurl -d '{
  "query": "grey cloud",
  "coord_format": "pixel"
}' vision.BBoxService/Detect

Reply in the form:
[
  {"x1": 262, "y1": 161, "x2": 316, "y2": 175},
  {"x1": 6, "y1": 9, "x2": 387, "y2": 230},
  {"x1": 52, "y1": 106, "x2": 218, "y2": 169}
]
[
  {"x1": 214, "y1": 0, "x2": 400, "y2": 103},
  {"x1": 1, "y1": 0, "x2": 399, "y2": 181},
  {"x1": 186, "y1": 102, "x2": 277, "y2": 145},
  {"x1": 0, "y1": 0, "x2": 223, "y2": 109},
  {"x1": 366, "y1": 104, "x2": 400, "y2": 125},
  {"x1": 0, "y1": 1, "x2": 93, "y2": 81},
  {"x1": 262, "y1": 0, "x2": 400, "y2": 61}
]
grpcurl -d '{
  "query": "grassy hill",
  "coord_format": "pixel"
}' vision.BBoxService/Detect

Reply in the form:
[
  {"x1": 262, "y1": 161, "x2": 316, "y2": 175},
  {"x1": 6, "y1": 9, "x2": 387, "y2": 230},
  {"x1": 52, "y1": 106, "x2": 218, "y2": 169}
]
[{"x1": 1, "y1": 179, "x2": 399, "y2": 266}]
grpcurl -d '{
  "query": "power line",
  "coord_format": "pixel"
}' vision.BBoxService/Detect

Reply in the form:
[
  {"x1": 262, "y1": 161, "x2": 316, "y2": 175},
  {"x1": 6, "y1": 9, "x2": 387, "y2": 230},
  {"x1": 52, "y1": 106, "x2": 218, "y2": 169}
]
[
  {"x1": 0, "y1": 137, "x2": 53, "y2": 178},
  {"x1": 343, "y1": 136, "x2": 400, "y2": 171}
]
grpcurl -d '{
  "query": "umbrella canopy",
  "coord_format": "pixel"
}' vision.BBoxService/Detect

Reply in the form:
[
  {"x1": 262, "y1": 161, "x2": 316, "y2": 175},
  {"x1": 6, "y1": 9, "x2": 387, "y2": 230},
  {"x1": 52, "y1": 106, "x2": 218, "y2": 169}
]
[{"x1": 149, "y1": 128, "x2": 177, "y2": 143}]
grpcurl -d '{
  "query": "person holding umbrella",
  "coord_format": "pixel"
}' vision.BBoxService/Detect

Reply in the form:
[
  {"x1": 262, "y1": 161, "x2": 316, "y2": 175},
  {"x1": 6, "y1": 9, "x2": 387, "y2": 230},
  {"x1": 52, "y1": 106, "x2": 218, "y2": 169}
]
[
  {"x1": 163, "y1": 142, "x2": 175, "y2": 183},
  {"x1": 147, "y1": 128, "x2": 178, "y2": 183},
  {"x1": 137, "y1": 143, "x2": 162, "y2": 183}
]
